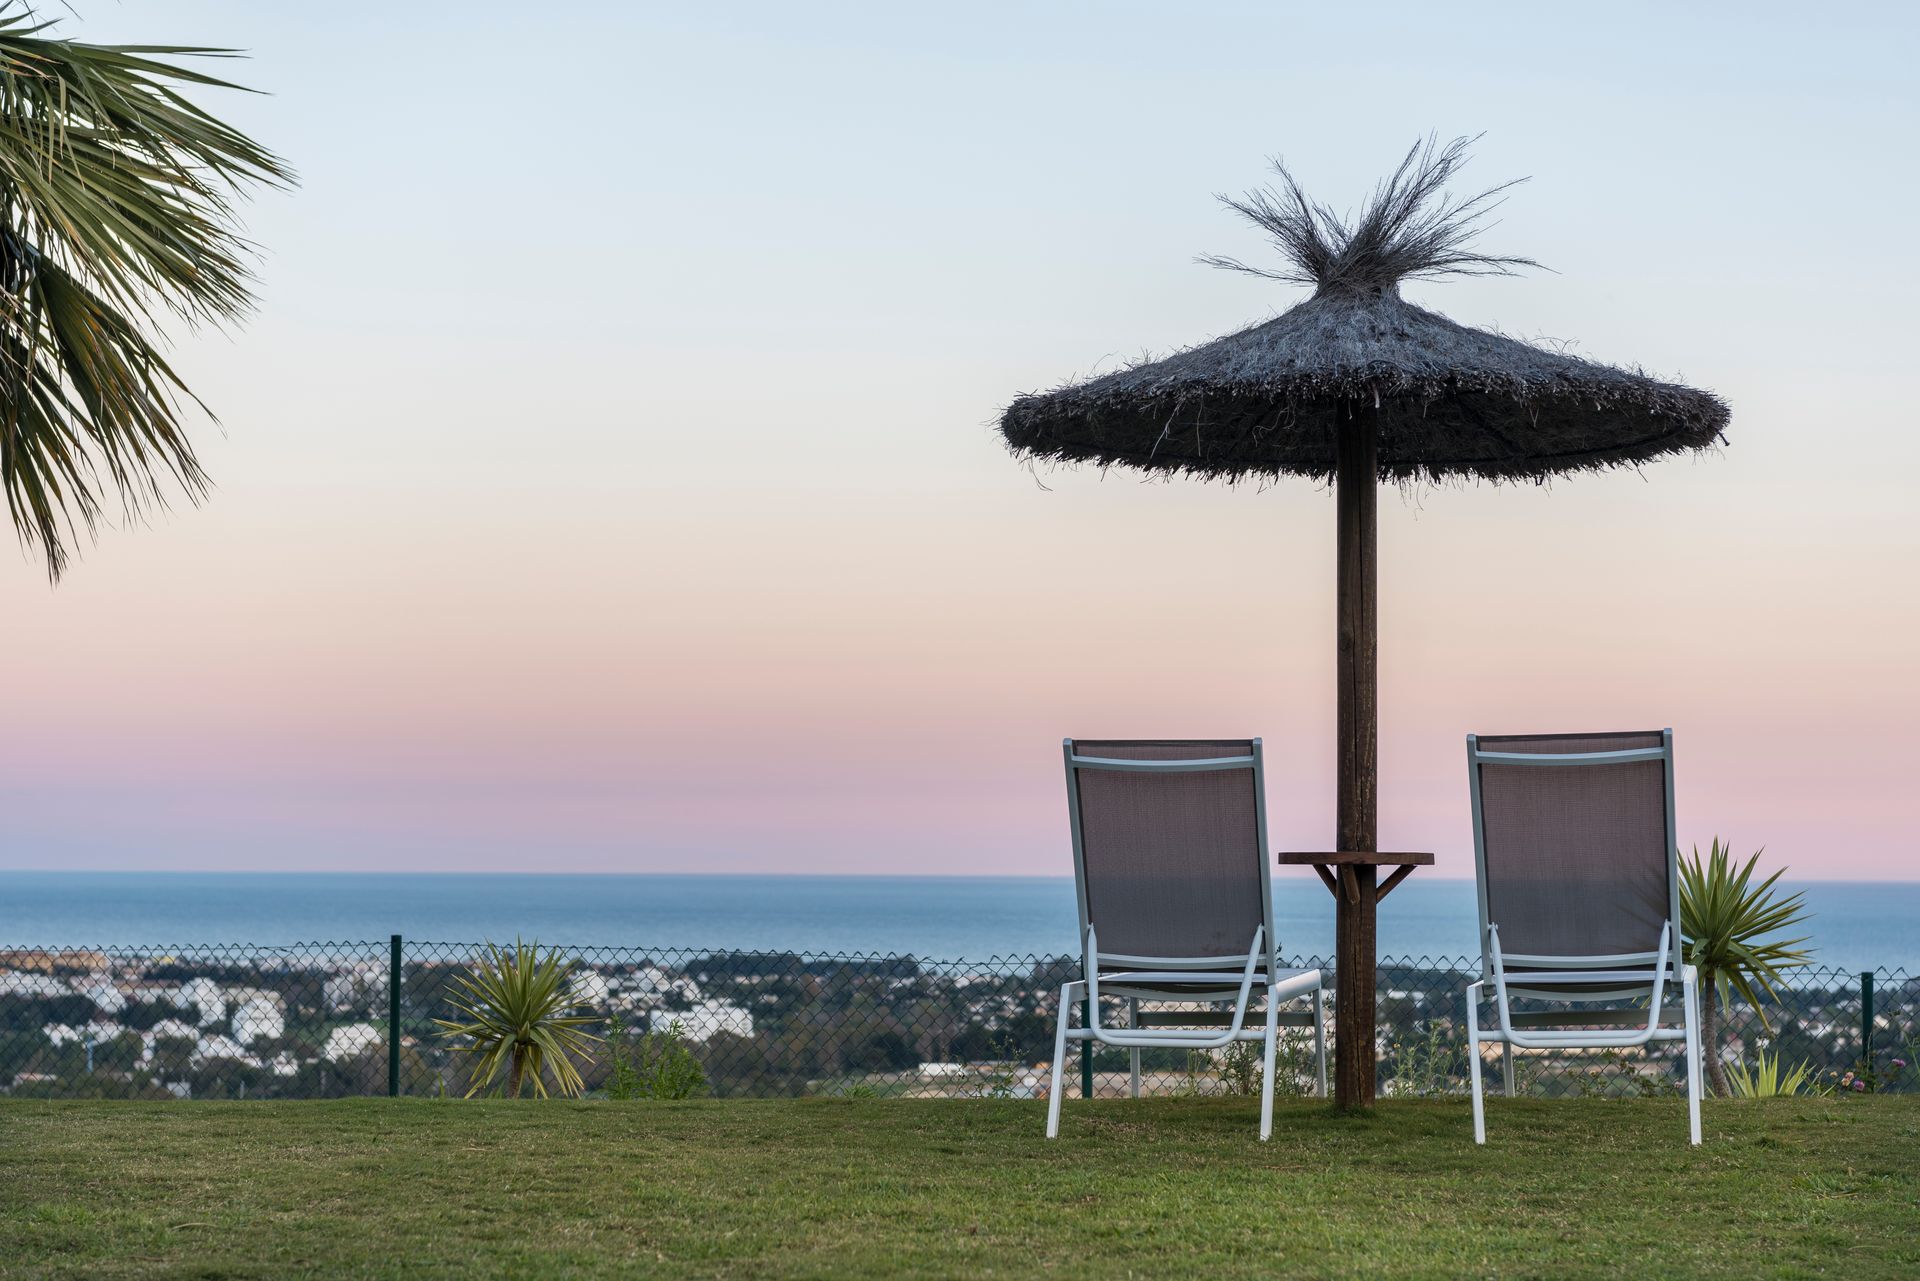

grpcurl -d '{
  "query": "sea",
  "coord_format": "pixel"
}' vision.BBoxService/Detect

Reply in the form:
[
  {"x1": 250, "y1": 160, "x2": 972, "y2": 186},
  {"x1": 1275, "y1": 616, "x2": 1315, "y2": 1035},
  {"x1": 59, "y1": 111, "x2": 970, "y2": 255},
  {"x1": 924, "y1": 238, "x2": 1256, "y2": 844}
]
[{"x1": 2, "y1": 872, "x2": 1913, "y2": 973}]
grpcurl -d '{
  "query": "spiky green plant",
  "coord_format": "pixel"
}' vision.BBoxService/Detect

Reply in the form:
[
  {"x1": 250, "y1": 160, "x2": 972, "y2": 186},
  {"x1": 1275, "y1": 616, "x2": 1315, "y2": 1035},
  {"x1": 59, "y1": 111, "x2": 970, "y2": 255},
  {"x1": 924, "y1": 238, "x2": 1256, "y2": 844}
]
[
  {"x1": 434, "y1": 941, "x2": 602, "y2": 1099},
  {"x1": 0, "y1": 5, "x2": 291, "y2": 579},
  {"x1": 1727, "y1": 1048, "x2": 1825, "y2": 1099},
  {"x1": 1680, "y1": 840, "x2": 1812, "y2": 1096}
]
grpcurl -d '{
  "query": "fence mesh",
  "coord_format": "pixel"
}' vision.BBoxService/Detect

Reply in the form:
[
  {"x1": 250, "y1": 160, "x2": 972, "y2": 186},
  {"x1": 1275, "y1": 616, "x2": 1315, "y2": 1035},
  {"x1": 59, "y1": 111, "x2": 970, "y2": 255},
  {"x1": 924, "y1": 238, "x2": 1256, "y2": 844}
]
[
  {"x1": 1, "y1": 941, "x2": 1911, "y2": 1101},
  {"x1": 0, "y1": 943, "x2": 388, "y2": 1099}
]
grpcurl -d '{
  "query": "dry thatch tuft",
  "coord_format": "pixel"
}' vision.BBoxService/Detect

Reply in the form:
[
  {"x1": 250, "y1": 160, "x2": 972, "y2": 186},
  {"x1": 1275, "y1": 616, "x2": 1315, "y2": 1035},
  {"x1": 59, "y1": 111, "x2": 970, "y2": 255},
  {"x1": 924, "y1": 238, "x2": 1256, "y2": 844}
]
[
  {"x1": 1000, "y1": 137, "x2": 1728, "y2": 484},
  {"x1": 1198, "y1": 135, "x2": 1540, "y2": 294}
]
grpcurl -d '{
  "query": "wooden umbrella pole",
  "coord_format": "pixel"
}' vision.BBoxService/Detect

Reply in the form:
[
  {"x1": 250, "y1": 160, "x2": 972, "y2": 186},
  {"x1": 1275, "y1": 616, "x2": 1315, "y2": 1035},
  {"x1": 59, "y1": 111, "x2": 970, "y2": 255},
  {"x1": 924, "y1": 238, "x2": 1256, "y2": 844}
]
[{"x1": 1333, "y1": 407, "x2": 1379, "y2": 1109}]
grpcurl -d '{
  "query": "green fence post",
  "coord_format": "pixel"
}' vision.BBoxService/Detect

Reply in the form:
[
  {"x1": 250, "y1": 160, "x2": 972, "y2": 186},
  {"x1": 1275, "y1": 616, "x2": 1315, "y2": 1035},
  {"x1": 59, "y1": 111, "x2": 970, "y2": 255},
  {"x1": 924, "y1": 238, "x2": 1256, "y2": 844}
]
[
  {"x1": 1080, "y1": 996, "x2": 1093, "y2": 1099},
  {"x1": 389, "y1": 934, "x2": 403, "y2": 1097},
  {"x1": 1861, "y1": 970, "x2": 1875, "y2": 1082}
]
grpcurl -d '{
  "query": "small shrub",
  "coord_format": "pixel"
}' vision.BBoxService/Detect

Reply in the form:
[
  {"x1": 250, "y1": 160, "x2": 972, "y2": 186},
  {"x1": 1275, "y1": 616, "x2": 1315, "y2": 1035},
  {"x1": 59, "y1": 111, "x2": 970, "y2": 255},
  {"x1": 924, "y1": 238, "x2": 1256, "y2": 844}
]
[
  {"x1": 1176, "y1": 1028, "x2": 1316, "y2": 1098},
  {"x1": 1218, "y1": 1039, "x2": 1263, "y2": 1096},
  {"x1": 979, "y1": 1033, "x2": 1024, "y2": 1099},
  {"x1": 604, "y1": 1016, "x2": 708, "y2": 1101},
  {"x1": 1389, "y1": 1023, "x2": 1464, "y2": 1098}
]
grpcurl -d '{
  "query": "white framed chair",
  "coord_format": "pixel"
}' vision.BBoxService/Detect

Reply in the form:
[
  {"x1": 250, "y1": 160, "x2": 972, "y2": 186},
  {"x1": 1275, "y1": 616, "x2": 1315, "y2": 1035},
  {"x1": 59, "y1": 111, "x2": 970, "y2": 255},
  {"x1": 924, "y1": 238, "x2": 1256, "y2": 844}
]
[
  {"x1": 1463, "y1": 729, "x2": 1704, "y2": 1145},
  {"x1": 1047, "y1": 738, "x2": 1327, "y2": 1140}
]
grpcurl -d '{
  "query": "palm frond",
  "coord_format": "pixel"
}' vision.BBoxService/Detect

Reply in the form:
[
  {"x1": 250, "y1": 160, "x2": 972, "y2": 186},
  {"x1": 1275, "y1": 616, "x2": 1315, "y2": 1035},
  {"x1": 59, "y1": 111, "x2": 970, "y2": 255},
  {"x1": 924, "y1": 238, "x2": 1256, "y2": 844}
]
[
  {"x1": 1681, "y1": 839, "x2": 1813, "y2": 1031},
  {"x1": 0, "y1": 4, "x2": 291, "y2": 578}
]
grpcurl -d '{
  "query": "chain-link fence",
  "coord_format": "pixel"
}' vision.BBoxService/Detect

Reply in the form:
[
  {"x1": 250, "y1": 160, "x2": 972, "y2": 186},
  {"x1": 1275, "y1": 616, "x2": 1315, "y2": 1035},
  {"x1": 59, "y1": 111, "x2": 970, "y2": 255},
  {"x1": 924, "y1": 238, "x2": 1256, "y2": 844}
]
[
  {"x1": 1, "y1": 940, "x2": 1912, "y2": 1101},
  {"x1": 0, "y1": 943, "x2": 389, "y2": 1099}
]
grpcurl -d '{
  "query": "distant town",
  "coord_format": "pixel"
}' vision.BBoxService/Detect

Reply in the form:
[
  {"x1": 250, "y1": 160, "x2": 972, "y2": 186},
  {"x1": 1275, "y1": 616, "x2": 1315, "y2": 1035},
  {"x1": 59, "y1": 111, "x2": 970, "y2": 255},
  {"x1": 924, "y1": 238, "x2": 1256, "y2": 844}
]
[{"x1": 0, "y1": 946, "x2": 1888, "y2": 1101}]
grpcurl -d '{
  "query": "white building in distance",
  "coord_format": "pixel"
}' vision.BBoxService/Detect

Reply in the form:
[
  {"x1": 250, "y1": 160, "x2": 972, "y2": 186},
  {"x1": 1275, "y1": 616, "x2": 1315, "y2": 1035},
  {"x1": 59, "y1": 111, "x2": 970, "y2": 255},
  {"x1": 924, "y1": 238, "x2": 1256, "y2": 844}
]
[
  {"x1": 656, "y1": 1000, "x2": 753, "y2": 1043},
  {"x1": 179, "y1": 978, "x2": 226, "y2": 1028},
  {"x1": 323, "y1": 1023, "x2": 384, "y2": 1062},
  {"x1": 229, "y1": 990, "x2": 286, "y2": 1046}
]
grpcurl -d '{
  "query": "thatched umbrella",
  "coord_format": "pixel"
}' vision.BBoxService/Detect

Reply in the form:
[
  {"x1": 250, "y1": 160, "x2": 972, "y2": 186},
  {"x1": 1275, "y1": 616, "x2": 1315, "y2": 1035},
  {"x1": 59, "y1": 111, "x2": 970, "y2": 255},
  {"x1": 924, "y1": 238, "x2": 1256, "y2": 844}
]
[{"x1": 999, "y1": 137, "x2": 1728, "y2": 1109}]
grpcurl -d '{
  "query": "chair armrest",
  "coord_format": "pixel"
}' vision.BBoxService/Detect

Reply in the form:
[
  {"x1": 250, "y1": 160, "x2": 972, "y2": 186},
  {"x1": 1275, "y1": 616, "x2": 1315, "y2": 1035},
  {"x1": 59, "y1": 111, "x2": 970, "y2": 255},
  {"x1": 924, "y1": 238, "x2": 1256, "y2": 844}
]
[
  {"x1": 1098, "y1": 970, "x2": 1264, "y2": 985},
  {"x1": 1500, "y1": 969, "x2": 1679, "y2": 985}
]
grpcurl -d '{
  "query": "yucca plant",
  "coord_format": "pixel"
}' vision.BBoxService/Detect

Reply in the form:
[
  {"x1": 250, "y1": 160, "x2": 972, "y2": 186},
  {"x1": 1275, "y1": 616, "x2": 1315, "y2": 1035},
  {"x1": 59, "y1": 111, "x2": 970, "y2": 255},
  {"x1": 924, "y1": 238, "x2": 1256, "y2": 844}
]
[
  {"x1": 1727, "y1": 1048, "x2": 1825, "y2": 1099},
  {"x1": 0, "y1": 5, "x2": 290, "y2": 579},
  {"x1": 1680, "y1": 839, "x2": 1812, "y2": 1096},
  {"x1": 434, "y1": 941, "x2": 602, "y2": 1099}
]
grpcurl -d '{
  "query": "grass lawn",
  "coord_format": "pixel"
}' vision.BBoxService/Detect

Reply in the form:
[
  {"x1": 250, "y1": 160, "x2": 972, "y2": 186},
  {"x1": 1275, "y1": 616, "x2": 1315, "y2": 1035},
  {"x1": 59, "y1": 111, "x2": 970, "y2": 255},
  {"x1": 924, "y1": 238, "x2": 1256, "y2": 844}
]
[{"x1": 2, "y1": 1096, "x2": 1917, "y2": 1279}]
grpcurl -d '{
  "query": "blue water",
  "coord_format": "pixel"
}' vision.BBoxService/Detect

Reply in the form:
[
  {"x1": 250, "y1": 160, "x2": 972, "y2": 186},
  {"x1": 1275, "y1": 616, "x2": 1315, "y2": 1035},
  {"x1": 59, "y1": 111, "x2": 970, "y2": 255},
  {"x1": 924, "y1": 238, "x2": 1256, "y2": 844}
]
[{"x1": 2, "y1": 873, "x2": 1911, "y2": 971}]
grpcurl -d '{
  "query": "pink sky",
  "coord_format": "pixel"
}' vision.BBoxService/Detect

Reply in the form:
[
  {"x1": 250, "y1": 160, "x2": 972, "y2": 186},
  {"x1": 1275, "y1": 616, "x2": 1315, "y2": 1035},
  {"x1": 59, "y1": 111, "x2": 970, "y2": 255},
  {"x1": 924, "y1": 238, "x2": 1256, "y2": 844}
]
[{"x1": 3, "y1": 3, "x2": 1917, "y2": 879}]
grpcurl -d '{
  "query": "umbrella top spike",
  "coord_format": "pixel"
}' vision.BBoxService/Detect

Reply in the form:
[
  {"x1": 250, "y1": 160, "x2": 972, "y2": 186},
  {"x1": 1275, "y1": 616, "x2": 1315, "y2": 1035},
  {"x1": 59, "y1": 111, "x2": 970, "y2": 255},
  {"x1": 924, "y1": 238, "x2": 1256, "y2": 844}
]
[
  {"x1": 1000, "y1": 137, "x2": 1728, "y2": 483},
  {"x1": 1198, "y1": 134, "x2": 1542, "y2": 297}
]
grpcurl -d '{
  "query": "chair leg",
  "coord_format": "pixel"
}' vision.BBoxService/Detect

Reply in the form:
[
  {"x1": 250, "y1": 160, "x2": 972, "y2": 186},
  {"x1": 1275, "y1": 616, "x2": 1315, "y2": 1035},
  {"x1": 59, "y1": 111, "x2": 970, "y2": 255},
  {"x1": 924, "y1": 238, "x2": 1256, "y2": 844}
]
[
  {"x1": 1046, "y1": 981, "x2": 1078, "y2": 1139},
  {"x1": 1128, "y1": 998, "x2": 1141, "y2": 1099},
  {"x1": 1259, "y1": 992, "x2": 1280, "y2": 1140},
  {"x1": 1501, "y1": 1042, "x2": 1516, "y2": 1096},
  {"x1": 1466, "y1": 983, "x2": 1486, "y2": 1145},
  {"x1": 1314, "y1": 983, "x2": 1329, "y2": 1099},
  {"x1": 1683, "y1": 970, "x2": 1703, "y2": 1146}
]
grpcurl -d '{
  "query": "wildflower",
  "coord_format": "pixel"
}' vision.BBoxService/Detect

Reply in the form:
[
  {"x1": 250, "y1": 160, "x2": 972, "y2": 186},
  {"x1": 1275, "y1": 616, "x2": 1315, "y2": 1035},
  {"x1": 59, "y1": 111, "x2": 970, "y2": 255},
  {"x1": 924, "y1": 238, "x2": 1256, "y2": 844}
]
[
  {"x1": 1851, "y1": 1079, "x2": 1866, "y2": 1092},
  {"x1": 1894, "y1": 1058, "x2": 1908, "y2": 1069}
]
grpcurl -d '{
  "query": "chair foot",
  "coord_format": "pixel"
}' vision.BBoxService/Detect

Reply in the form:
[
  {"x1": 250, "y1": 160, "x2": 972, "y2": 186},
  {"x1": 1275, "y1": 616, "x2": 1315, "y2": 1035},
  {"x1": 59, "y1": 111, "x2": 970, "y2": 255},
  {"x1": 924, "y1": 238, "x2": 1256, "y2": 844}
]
[
  {"x1": 1684, "y1": 971, "x2": 1704, "y2": 1145},
  {"x1": 1314, "y1": 984, "x2": 1329, "y2": 1099},
  {"x1": 1259, "y1": 998, "x2": 1279, "y2": 1141},
  {"x1": 1465, "y1": 982, "x2": 1487, "y2": 1144},
  {"x1": 1046, "y1": 982, "x2": 1077, "y2": 1139}
]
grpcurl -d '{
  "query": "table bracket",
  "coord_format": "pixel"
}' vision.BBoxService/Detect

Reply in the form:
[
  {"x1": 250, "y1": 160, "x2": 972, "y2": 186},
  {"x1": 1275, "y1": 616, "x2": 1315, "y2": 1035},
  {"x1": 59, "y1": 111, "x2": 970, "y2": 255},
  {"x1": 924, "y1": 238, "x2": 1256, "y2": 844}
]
[
  {"x1": 1310, "y1": 863, "x2": 1338, "y2": 899},
  {"x1": 1376, "y1": 863, "x2": 1417, "y2": 902}
]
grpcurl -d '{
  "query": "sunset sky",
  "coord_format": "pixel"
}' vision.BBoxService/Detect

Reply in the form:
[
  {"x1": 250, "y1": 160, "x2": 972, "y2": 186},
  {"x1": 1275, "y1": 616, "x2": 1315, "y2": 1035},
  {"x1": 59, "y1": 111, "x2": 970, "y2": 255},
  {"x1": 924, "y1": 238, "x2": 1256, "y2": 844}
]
[{"x1": 4, "y1": 2, "x2": 1916, "y2": 879}]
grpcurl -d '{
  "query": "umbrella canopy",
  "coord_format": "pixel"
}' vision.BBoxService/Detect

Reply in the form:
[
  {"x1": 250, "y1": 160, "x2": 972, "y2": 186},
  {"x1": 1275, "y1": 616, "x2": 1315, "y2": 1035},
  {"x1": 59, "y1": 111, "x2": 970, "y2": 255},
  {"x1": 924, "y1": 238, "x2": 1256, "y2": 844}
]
[
  {"x1": 999, "y1": 137, "x2": 1729, "y2": 1111},
  {"x1": 1001, "y1": 138, "x2": 1727, "y2": 482}
]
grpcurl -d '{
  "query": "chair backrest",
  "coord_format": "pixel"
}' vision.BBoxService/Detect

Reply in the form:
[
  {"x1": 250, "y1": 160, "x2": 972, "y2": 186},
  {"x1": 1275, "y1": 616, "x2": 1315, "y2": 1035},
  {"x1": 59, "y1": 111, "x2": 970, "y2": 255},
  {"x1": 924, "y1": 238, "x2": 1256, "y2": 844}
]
[
  {"x1": 1062, "y1": 739, "x2": 1275, "y2": 972},
  {"x1": 1466, "y1": 730, "x2": 1680, "y2": 980}
]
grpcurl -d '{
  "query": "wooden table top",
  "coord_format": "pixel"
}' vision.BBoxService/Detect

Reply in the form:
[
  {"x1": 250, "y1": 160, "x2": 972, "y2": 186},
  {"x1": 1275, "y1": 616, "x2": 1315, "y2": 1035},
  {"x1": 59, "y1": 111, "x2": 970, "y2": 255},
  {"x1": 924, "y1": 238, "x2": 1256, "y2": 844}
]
[{"x1": 1276, "y1": 851, "x2": 1435, "y2": 866}]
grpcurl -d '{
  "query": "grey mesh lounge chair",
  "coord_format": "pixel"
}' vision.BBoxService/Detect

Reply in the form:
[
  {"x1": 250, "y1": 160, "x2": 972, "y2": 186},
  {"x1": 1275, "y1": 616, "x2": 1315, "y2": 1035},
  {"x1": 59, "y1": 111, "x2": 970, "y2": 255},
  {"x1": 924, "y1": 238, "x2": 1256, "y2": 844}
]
[
  {"x1": 1048, "y1": 739, "x2": 1327, "y2": 1140},
  {"x1": 1463, "y1": 730, "x2": 1704, "y2": 1144}
]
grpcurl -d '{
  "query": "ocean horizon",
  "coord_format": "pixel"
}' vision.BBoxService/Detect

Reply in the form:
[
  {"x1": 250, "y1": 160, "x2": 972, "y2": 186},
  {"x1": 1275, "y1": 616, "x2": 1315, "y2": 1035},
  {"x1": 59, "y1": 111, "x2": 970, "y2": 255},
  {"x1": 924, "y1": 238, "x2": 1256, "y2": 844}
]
[{"x1": 4, "y1": 870, "x2": 1911, "y2": 973}]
